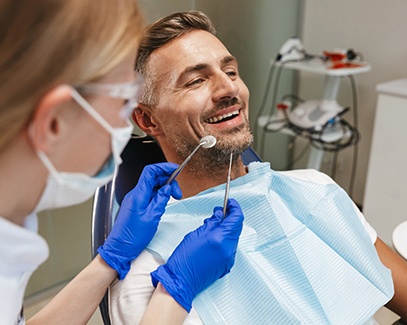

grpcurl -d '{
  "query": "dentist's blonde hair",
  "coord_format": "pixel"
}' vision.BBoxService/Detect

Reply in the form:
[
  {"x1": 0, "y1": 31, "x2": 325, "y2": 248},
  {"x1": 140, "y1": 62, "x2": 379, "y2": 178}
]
[{"x1": 0, "y1": 0, "x2": 144, "y2": 152}]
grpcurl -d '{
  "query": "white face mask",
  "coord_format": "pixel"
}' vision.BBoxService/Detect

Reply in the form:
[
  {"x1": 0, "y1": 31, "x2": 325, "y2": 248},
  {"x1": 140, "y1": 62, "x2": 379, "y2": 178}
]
[{"x1": 34, "y1": 88, "x2": 133, "y2": 212}]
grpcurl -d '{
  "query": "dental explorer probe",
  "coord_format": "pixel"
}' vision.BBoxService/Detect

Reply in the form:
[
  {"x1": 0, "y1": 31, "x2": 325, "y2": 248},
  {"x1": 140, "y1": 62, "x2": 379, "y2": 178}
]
[
  {"x1": 165, "y1": 135, "x2": 217, "y2": 185},
  {"x1": 222, "y1": 152, "x2": 233, "y2": 218}
]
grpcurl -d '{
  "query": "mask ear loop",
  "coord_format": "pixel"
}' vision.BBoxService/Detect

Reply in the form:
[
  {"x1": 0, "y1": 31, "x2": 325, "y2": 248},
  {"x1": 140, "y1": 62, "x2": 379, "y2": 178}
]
[
  {"x1": 70, "y1": 88, "x2": 115, "y2": 135},
  {"x1": 71, "y1": 87, "x2": 134, "y2": 164},
  {"x1": 36, "y1": 150, "x2": 65, "y2": 183},
  {"x1": 26, "y1": 119, "x2": 65, "y2": 184}
]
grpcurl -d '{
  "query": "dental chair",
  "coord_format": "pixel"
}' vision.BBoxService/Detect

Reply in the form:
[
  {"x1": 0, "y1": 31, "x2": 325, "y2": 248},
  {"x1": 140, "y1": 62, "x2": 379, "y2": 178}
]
[
  {"x1": 391, "y1": 223, "x2": 407, "y2": 325},
  {"x1": 392, "y1": 222, "x2": 407, "y2": 325},
  {"x1": 91, "y1": 134, "x2": 261, "y2": 325}
]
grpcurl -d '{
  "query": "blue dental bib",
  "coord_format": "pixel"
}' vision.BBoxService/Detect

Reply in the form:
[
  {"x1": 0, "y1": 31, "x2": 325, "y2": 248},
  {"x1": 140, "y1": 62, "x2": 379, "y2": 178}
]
[{"x1": 147, "y1": 162, "x2": 393, "y2": 324}]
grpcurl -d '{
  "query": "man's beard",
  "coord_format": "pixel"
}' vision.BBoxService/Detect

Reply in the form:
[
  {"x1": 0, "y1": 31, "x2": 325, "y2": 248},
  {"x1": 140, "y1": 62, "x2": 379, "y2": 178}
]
[{"x1": 172, "y1": 121, "x2": 253, "y2": 178}]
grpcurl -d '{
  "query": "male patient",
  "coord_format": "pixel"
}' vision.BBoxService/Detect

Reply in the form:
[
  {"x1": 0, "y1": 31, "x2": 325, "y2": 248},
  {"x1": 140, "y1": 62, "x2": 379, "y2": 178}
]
[{"x1": 110, "y1": 11, "x2": 407, "y2": 324}]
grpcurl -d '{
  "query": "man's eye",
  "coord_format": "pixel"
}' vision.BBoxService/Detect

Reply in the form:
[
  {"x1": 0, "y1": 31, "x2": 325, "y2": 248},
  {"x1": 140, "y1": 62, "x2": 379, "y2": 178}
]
[
  {"x1": 186, "y1": 78, "x2": 204, "y2": 87},
  {"x1": 226, "y1": 70, "x2": 237, "y2": 77}
]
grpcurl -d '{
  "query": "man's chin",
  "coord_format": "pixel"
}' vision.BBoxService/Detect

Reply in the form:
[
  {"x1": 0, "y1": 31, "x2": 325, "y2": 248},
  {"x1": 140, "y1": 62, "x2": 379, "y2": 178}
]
[
  {"x1": 210, "y1": 124, "x2": 252, "y2": 146},
  {"x1": 214, "y1": 138, "x2": 253, "y2": 159}
]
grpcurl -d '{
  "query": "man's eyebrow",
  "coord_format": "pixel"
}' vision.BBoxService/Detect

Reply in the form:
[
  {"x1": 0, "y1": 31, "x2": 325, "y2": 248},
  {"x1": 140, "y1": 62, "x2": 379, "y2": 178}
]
[
  {"x1": 221, "y1": 55, "x2": 237, "y2": 66},
  {"x1": 178, "y1": 63, "x2": 209, "y2": 83},
  {"x1": 183, "y1": 55, "x2": 237, "y2": 74}
]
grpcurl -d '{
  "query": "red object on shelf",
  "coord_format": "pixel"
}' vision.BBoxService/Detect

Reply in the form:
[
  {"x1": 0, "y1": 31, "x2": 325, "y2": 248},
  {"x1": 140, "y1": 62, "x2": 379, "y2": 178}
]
[
  {"x1": 330, "y1": 62, "x2": 365, "y2": 69},
  {"x1": 277, "y1": 102, "x2": 289, "y2": 110},
  {"x1": 323, "y1": 51, "x2": 346, "y2": 62}
]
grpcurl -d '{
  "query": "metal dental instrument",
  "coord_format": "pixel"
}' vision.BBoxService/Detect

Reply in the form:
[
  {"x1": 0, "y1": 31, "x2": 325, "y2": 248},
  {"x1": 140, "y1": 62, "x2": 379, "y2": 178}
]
[
  {"x1": 165, "y1": 135, "x2": 217, "y2": 185},
  {"x1": 223, "y1": 152, "x2": 233, "y2": 217}
]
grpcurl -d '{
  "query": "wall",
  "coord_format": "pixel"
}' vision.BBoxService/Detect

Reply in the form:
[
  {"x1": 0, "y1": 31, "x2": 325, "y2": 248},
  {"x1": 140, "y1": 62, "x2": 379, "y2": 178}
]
[
  {"x1": 298, "y1": 0, "x2": 407, "y2": 206},
  {"x1": 25, "y1": 200, "x2": 93, "y2": 298}
]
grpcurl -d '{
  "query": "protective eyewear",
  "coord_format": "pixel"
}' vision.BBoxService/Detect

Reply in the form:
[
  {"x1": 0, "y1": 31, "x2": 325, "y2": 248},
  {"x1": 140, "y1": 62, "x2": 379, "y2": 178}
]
[{"x1": 75, "y1": 73, "x2": 144, "y2": 119}]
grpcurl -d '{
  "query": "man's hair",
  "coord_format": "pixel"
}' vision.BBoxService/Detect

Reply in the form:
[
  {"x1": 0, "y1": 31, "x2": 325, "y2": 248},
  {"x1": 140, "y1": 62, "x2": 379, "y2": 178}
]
[{"x1": 135, "y1": 11, "x2": 217, "y2": 106}]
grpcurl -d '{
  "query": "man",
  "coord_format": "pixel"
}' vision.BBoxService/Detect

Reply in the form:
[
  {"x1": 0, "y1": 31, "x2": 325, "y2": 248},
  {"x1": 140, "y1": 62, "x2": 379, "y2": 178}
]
[{"x1": 110, "y1": 11, "x2": 407, "y2": 324}]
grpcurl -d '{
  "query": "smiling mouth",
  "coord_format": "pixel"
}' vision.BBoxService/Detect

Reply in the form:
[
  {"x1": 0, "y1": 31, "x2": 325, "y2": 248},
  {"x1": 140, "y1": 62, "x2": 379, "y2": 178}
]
[{"x1": 206, "y1": 109, "x2": 240, "y2": 124}]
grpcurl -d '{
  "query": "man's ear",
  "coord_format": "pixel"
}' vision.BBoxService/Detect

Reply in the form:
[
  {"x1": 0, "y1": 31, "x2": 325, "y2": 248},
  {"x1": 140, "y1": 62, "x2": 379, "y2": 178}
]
[
  {"x1": 132, "y1": 104, "x2": 162, "y2": 136},
  {"x1": 28, "y1": 85, "x2": 73, "y2": 153}
]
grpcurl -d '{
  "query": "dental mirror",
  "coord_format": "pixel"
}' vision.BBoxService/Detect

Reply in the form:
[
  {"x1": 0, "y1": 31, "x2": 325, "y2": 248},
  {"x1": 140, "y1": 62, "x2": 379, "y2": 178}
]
[
  {"x1": 165, "y1": 135, "x2": 217, "y2": 185},
  {"x1": 200, "y1": 135, "x2": 217, "y2": 149}
]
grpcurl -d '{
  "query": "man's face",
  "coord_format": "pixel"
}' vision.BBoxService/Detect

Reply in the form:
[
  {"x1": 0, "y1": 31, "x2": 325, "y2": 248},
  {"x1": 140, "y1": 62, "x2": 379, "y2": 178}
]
[{"x1": 147, "y1": 30, "x2": 252, "y2": 168}]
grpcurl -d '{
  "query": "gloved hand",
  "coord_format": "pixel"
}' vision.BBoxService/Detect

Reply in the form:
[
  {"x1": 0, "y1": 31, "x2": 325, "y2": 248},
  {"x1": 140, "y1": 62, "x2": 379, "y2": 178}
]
[
  {"x1": 151, "y1": 198, "x2": 244, "y2": 312},
  {"x1": 98, "y1": 163, "x2": 182, "y2": 280}
]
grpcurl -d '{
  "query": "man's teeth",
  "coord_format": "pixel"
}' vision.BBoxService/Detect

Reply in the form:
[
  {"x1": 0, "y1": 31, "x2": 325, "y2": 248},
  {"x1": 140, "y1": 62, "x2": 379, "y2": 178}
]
[{"x1": 206, "y1": 110, "x2": 239, "y2": 124}]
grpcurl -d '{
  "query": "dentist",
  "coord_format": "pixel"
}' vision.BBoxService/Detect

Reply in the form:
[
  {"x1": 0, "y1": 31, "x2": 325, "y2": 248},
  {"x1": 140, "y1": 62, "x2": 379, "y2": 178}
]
[{"x1": 0, "y1": 1, "x2": 244, "y2": 324}]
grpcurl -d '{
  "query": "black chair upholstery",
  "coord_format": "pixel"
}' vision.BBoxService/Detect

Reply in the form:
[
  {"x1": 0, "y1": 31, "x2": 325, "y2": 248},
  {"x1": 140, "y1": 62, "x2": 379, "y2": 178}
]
[
  {"x1": 91, "y1": 134, "x2": 261, "y2": 324},
  {"x1": 91, "y1": 134, "x2": 166, "y2": 325}
]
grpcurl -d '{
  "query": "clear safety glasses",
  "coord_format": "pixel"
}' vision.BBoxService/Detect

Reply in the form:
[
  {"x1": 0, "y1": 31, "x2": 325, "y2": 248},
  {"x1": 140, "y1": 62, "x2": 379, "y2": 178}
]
[{"x1": 75, "y1": 73, "x2": 145, "y2": 119}]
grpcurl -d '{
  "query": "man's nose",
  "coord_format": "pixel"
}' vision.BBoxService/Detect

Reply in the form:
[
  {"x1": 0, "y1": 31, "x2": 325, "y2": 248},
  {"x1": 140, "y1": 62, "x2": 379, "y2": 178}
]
[{"x1": 213, "y1": 73, "x2": 239, "y2": 102}]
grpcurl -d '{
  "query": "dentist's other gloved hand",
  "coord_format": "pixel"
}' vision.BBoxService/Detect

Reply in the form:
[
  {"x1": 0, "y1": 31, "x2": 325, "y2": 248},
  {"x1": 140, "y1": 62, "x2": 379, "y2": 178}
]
[
  {"x1": 98, "y1": 163, "x2": 182, "y2": 280},
  {"x1": 151, "y1": 198, "x2": 244, "y2": 312}
]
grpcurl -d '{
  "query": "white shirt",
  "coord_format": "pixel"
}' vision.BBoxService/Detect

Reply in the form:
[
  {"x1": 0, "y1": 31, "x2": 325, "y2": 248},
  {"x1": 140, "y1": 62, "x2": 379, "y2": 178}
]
[
  {"x1": 110, "y1": 169, "x2": 377, "y2": 325},
  {"x1": 0, "y1": 214, "x2": 49, "y2": 325}
]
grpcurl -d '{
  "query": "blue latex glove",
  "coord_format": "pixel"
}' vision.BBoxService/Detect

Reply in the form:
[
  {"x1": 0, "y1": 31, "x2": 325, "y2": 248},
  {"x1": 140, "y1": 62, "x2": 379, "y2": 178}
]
[
  {"x1": 151, "y1": 198, "x2": 244, "y2": 312},
  {"x1": 98, "y1": 163, "x2": 182, "y2": 280}
]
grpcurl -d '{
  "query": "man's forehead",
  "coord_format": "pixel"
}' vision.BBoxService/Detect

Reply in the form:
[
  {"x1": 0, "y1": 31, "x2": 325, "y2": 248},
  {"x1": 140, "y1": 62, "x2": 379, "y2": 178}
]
[{"x1": 148, "y1": 30, "x2": 233, "y2": 81}]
